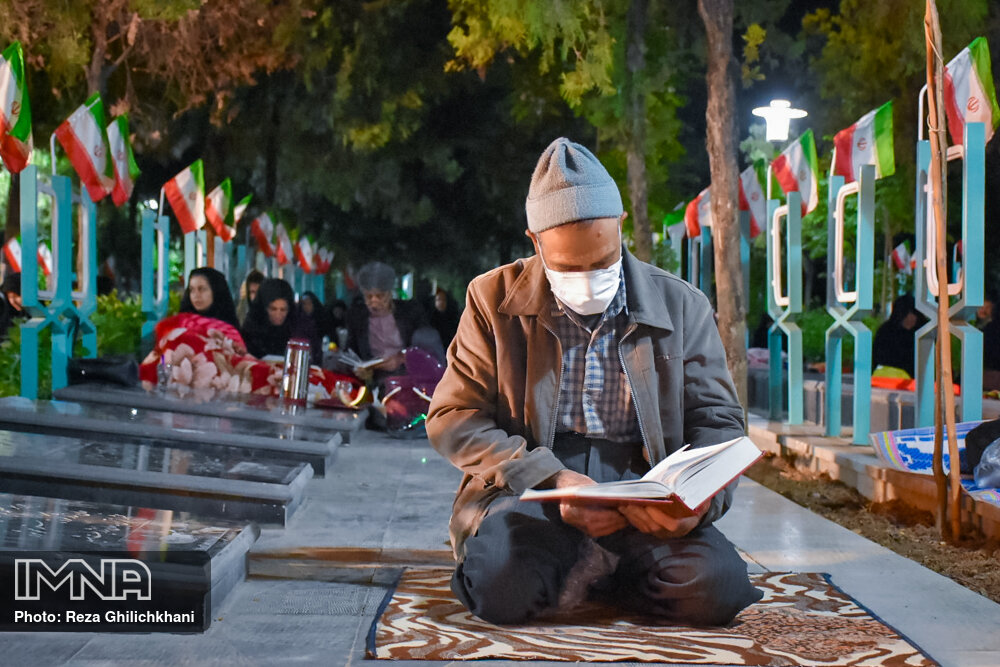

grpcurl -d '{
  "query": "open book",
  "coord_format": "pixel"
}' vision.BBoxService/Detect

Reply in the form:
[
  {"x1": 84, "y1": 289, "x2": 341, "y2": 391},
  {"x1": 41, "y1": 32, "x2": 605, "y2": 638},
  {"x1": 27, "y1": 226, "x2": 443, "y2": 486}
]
[
  {"x1": 334, "y1": 348, "x2": 385, "y2": 371},
  {"x1": 520, "y1": 436, "x2": 762, "y2": 512}
]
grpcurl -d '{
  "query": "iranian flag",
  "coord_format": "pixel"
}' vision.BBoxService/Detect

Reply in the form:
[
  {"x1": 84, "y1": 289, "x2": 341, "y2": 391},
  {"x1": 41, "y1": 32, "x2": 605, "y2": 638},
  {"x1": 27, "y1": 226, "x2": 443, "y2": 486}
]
[
  {"x1": 54, "y1": 92, "x2": 114, "y2": 202},
  {"x1": 37, "y1": 242, "x2": 52, "y2": 277},
  {"x1": 205, "y1": 178, "x2": 233, "y2": 238},
  {"x1": 943, "y1": 37, "x2": 1000, "y2": 146},
  {"x1": 833, "y1": 101, "x2": 894, "y2": 184},
  {"x1": 221, "y1": 193, "x2": 252, "y2": 242},
  {"x1": 107, "y1": 115, "x2": 140, "y2": 206},
  {"x1": 684, "y1": 187, "x2": 712, "y2": 238},
  {"x1": 737, "y1": 163, "x2": 765, "y2": 238},
  {"x1": 251, "y1": 213, "x2": 274, "y2": 256},
  {"x1": 3, "y1": 236, "x2": 21, "y2": 272},
  {"x1": 0, "y1": 42, "x2": 32, "y2": 173},
  {"x1": 274, "y1": 224, "x2": 293, "y2": 266},
  {"x1": 295, "y1": 237, "x2": 315, "y2": 273},
  {"x1": 163, "y1": 160, "x2": 205, "y2": 234},
  {"x1": 891, "y1": 241, "x2": 911, "y2": 275},
  {"x1": 772, "y1": 129, "x2": 819, "y2": 216}
]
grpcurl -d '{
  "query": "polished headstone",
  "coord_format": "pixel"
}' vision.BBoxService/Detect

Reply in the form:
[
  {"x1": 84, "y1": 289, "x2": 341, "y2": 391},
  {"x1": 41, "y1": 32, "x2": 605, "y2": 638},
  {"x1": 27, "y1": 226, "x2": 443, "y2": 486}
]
[
  {"x1": 55, "y1": 383, "x2": 367, "y2": 442},
  {"x1": 0, "y1": 397, "x2": 339, "y2": 475},
  {"x1": 0, "y1": 492, "x2": 259, "y2": 622},
  {"x1": 0, "y1": 430, "x2": 312, "y2": 524}
]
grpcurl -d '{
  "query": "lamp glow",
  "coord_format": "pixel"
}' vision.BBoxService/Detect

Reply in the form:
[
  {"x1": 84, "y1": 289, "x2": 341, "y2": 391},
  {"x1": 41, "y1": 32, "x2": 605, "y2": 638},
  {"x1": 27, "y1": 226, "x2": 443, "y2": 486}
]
[{"x1": 752, "y1": 99, "x2": 807, "y2": 142}]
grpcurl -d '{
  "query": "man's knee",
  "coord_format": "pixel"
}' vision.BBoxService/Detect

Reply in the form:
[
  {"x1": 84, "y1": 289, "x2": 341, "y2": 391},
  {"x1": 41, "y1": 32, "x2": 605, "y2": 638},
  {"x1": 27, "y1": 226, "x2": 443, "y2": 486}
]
[{"x1": 452, "y1": 555, "x2": 554, "y2": 625}]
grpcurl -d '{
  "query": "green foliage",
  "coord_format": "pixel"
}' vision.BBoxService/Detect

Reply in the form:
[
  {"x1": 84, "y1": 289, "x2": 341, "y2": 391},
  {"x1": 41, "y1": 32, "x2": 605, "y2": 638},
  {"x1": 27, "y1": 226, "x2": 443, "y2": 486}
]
[
  {"x1": 0, "y1": 324, "x2": 52, "y2": 399},
  {"x1": 799, "y1": 308, "x2": 834, "y2": 363},
  {"x1": 91, "y1": 292, "x2": 144, "y2": 357},
  {"x1": 741, "y1": 23, "x2": 766, "y2": 88}
]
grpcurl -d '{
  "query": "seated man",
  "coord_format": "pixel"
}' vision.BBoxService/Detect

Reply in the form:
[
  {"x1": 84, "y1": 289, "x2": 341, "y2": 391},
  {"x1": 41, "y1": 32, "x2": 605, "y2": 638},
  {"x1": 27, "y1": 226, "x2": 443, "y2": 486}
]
[{"x1": 427, "y1": 138, "x2": 761, "y2": 626}]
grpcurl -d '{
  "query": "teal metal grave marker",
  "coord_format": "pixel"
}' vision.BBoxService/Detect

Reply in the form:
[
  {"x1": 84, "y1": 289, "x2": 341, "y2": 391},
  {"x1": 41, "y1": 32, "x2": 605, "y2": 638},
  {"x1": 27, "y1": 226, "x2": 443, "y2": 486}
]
[
  {"x1": 767, "y1": 191, "x2": 803, "y2": 423},
  {"x1": 913, "y1": 122, "x2": 984, "y2": 426},
  {"x1": 183, "y1": 229, "x2": 207, "y2": 279},
  {"x1": 141, "y1": 207, "x2": 171, "y2": 341},
  {"x1": 825, "y1": 164, "x2": 875, "y2": 444},
  {"x1": 18, "y1": 165, "x2": 97, "y2": 398}
]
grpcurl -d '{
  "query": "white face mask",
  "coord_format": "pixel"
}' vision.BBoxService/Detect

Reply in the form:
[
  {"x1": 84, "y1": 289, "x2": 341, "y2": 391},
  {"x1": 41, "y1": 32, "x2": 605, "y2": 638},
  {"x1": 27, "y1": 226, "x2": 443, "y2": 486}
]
[{"x1": 540, "y1": 241, "x2": 622, "y2": 316}]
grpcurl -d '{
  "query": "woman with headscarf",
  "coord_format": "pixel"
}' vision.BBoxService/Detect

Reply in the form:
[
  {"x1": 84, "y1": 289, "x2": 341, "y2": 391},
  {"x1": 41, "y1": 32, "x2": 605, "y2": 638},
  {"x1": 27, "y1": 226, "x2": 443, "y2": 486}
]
[
  {"x1": 241, "y1": 278, "x2": 318, "y2": 359},
  {"x1": 179, "y1": 267, "x2": 240, "y2": 328},
  {"x1": 299, "y1": 291, "x2": 331, "y2": 356},
  {"x1": 872, "y1": 294, "x2": 925, "y2": 377}
]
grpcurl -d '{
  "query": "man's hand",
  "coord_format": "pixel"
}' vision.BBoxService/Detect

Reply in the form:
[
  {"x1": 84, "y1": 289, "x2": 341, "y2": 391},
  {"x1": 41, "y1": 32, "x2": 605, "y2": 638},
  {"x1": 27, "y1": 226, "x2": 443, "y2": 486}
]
[
  {"x1": 618, "y1": 499, "x2": 709, "y2": 539},
  {"x1": 551, "y1": 470, "x2": 628, "y2": 538}
]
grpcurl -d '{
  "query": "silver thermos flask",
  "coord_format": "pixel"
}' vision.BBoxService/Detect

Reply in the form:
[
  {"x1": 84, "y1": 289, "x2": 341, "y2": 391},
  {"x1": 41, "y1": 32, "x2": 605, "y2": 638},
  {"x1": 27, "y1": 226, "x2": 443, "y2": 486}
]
[{"x1": 281, "y1": 338, "x2": 312, "y2": 404}]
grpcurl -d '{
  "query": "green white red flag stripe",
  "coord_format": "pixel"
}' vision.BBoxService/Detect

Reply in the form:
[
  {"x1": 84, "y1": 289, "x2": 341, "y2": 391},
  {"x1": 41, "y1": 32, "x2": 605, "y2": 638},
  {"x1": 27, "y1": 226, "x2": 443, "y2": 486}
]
[
  {"x1": 295, "y1": 237, "x2": 314, "y2": 273},
  {"x1": 3, "y1": 236, "x2": 21, "y2": 272},
  {"x1": 205, "y1": 178, "x2": 233, "y2": 238},
  {"x1": 54, "y1": 92, "x2": 114, "y2": 202},
  {"x1": 37, "y1": 241, "x2": 52, "y2": 277},
  {"x1": 107, "y1": 114, "x2": 140, "y2": 206},
  {"x1": 0, "y1": 41, "x2": 32, "y2": 173},
  {"x1": 163, "y1": 160, "x2": 206, "y2": 234},
  {"x1": 772, "y1": 129, "x2": 819, "y2": 216},
  {"x1": 833, "y1": 101, "x2": 894, "y2": 184},
  {"x1": 891, "y1": 241, "x2": 912, "y2": 275},
  {"x1": 274, "y1": 224, "x2": 293, "y2": 265},
  {"x1": 220, "y1": 193, "x2": 252, "y2": 243},
  {"x1": 737, "y1": 164, "x2": 764, "y2": 238},
  {"x1": 684, "y1": 187, "x2": 712, "y2": 238},
  {"x1": 250, "y1": 213, "x2": 274, "y2": 256},
  {"x1": 944, "y1": 37, "x2": 1000, "y2": 146}
]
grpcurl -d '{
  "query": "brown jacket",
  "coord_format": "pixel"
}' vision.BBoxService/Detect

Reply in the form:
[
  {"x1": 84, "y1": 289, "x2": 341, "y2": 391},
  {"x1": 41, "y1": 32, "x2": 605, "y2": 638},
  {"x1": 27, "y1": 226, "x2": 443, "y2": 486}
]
[{"x1": 426, "y1": 248, "x2": 745, "y2": 558}]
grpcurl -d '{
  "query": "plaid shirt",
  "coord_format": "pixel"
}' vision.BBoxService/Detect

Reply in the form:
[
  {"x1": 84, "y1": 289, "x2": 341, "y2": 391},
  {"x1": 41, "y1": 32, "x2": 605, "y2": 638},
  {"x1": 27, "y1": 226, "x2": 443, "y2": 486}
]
[{"x1": 552, "y1": 272, "x2": 640, "y2": 443}]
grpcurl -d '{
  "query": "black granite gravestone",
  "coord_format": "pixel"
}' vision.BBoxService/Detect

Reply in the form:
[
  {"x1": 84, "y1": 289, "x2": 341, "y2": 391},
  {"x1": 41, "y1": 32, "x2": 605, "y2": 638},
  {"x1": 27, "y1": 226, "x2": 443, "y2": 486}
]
[
  {"x1": 0, "y1": 397, "x2": 339, "y2": 475},
  {"x1": 55, "y1": 383, "x2": 367, "y2": 442},
  {"x1": 0, "y1": 430, "x2": 312, "y2": 524},
  {"x1": 0, "y1": 492, "x2": 259, "y2": 630}
]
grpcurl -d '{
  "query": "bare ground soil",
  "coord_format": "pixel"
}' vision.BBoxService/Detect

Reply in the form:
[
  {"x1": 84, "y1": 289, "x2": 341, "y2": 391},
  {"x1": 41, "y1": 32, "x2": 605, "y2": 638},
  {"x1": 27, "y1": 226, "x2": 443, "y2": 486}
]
[{"x1": 744, "y1": 453, "x2": 1000, "y2": 604}]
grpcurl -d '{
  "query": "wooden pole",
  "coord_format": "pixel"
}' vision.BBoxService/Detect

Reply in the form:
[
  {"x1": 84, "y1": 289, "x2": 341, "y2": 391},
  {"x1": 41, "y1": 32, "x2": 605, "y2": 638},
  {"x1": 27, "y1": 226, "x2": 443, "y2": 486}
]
[
  {"x1": 206, "y1": 226, "x2": 216, "y2": 269},
  {"x1": 924, "y1": 0, "x2": 963, "y2": 540}
]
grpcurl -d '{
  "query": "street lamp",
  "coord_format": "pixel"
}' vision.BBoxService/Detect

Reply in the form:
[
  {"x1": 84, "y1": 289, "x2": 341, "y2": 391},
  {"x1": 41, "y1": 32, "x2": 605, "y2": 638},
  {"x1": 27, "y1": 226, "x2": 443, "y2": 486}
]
[{"x1": 752, "y1": 99, "x2": 807, "y2": 142}]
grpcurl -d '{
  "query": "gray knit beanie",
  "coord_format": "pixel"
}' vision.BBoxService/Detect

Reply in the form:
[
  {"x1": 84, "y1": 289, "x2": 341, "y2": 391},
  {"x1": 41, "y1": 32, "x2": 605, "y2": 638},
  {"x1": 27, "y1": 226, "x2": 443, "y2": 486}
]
[
  {"x1": 357, "y1": 262, "x2": 396, "y2": 292},
  {"x1": 525, "y1": 137, "x2": 624, "y2": 233}
]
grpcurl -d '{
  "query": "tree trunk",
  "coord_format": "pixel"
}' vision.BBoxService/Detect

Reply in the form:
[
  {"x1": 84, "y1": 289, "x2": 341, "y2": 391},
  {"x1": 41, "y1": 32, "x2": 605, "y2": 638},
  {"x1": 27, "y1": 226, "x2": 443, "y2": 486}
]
[
  {"x1": 625, "y1": 0, "x2": 651, "y2": 262},
  {"x1": 698, "y1": 0, "x2": 748, "y2": 412}
]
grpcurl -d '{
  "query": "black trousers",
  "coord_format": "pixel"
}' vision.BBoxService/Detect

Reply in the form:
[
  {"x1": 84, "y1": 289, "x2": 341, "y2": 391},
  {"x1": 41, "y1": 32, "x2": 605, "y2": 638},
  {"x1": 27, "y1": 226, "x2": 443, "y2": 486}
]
[{"x1": 451, "y1": 433, "x2": 763, "y2": 625}]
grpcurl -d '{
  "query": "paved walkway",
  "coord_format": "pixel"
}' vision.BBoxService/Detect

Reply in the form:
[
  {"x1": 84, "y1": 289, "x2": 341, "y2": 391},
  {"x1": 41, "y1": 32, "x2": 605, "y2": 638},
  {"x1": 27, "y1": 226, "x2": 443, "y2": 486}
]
[{"x1": 3, "y1": 428, "x2": 1000, "y2": 666}]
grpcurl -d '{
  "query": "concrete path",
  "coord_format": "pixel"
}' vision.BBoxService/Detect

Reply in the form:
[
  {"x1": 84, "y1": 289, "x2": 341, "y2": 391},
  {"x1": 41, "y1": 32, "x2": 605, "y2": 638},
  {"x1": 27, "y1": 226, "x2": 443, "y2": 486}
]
[{"x1": 2, "y1": 428, "x2": 999, "y2": 666}]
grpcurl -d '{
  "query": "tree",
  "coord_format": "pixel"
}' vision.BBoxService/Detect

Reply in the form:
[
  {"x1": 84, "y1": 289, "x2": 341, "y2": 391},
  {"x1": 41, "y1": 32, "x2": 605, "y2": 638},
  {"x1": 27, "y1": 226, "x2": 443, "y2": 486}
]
[
  {"x1": 698, "y1": 0, "x2": 747, "y2": 410},
  {"x1": 445, "y1": 0, "x2": 693, "y2": 263}
]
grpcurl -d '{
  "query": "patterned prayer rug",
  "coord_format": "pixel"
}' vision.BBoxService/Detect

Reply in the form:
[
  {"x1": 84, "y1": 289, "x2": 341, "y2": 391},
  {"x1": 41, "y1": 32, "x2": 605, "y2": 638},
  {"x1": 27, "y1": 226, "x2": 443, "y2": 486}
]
[{"x1": 367, "y1": 568, "x2": 936, "y2": 665}]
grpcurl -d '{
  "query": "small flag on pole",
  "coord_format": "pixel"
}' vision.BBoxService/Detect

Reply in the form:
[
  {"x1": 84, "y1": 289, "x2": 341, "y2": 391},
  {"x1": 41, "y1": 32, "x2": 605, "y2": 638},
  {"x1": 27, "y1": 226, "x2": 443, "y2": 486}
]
[
  {"x1": 684, "y1": 187, "x2": 712, "y2": 238},
  {"x1": 274, "y1": 224, "x2": 293, "y2": 266},
  {"x1": 205, "y1": 178, "x2": 233, "y2": 238},
  {"x1": 772, "y1": 129, "x2": 819, "y2": 216},
  {"x1": 220, "y1": 193, "x2": 252, "y2": 243},
  {"x1": 107, "y1": 114, "x2": 140, "y2": 206},
  {"x1": 37, "y1": 241, "x2": 52, "y2": 277},
  {"x1": 891, "y1": 241, "x2": 912, "y2": 275},
  {"x1": 0, "y1": 42, "x2": 32, "y2": 173},
  {"x1": 163, "y1": 160, "x2": 206, "y2": 234},
  {"x1": 737, "y1": 163, "x2": 765, "y2": 238},
  {"x1": 3, "y1": 236, "x2": 21, "y2": 272},
  {"x1": 295, "y1": 237, "x2": 314, "y2": 273},
  {"x1": 54, "y1": 92, "x2": 114, "y2": 202},
  {"x1": 943, "y1": 36, "x2": 1000, "y2": 146},
  {"x1": 833, "y1": 101, "x2": 894, "y2": 184},
  {"x1": 251, "y1": 213, "x2": 274, "y2": 256}
]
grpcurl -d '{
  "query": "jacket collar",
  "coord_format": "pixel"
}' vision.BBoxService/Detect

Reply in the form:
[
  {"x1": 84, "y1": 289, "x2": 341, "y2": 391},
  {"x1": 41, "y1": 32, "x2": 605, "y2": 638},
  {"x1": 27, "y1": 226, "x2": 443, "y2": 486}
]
[{"x1": 499, "y1": 247, "x2": 674, "y2": 333}]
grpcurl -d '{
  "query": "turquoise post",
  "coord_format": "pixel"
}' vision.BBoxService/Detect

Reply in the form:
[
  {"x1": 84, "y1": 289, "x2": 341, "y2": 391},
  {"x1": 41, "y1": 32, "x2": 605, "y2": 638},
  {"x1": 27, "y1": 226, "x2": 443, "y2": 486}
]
[
  {"x1": 19, "y1": 167, "x2": 98, "y2": 397},
  {"x1": 141, "y1": 208, "x2": 171, "y2": 343},
  {"x1": 766, "y1": 192, "x2": 803, "y2": 423},
  {"x1": 700, "y1": 225, "x2": 713, "y2": 297},
  {"x1": 913, "y1": 122, "x2": 984, "y2": 426},
  {"x1": 824, "y1": 164, "x2": 875, "y2": 444}
]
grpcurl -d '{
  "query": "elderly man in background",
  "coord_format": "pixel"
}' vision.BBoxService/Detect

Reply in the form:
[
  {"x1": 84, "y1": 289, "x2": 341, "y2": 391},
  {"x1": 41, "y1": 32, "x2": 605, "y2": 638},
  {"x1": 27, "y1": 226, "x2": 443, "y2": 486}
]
[{"x1": 427, "y1": 137, "x2": 761, "y2": 626}]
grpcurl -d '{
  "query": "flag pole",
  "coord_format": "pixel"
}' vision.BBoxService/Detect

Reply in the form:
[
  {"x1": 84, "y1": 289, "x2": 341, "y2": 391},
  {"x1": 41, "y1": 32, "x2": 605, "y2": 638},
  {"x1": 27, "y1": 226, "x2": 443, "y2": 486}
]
[
  {"x1": 49, "y1": 133, "x2": 57, "y2": 175},
  {"x1": 924, "y1": 0, "x2": 962, "y2": 540},
  {"x1": 158, "y1": 187, "x2": 165, "y2": 220}
]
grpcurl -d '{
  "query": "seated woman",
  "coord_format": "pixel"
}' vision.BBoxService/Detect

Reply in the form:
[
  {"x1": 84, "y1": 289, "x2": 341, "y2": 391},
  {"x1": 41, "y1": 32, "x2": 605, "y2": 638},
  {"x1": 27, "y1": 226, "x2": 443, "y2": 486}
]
[
  {"x1": 872, "y1": 294, "x2": 925, "y2": 378},
  {"x1": 241, "y1": 278, "x2": 317, "y2": 359},
  {"x1": 179, "y1": 267, "x2": 240, "y2": 328},
  {"x1": 141, "y1": 273, "x2": 360, "y2": 403}
]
